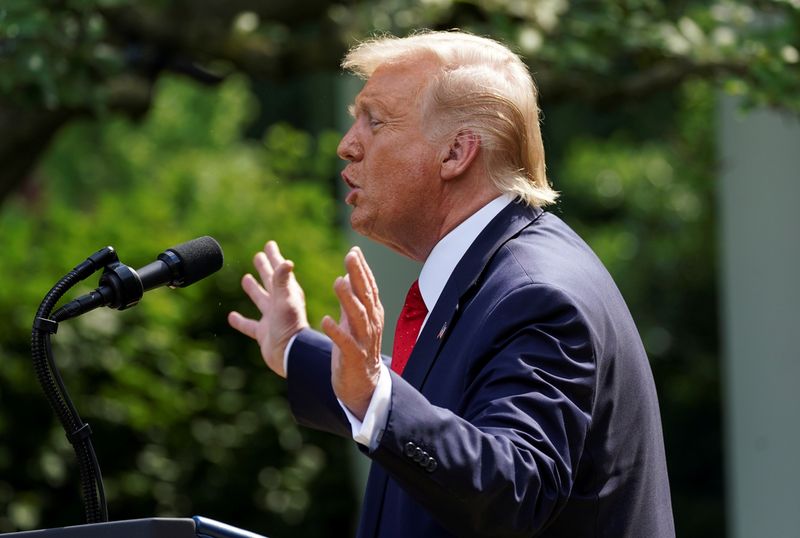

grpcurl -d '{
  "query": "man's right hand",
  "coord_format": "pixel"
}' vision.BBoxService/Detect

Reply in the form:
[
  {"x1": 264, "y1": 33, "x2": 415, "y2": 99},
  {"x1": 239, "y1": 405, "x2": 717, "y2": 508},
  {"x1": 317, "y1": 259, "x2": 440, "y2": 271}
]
[{"x1": 228, "y1": 241, "x2": 309, "y2": 378}]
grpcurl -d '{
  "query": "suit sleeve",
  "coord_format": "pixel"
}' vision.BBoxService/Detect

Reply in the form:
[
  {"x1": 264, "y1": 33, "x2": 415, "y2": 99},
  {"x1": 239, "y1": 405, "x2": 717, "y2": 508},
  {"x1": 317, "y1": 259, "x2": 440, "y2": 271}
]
[
  {"x1": 287, "y1": 328, "x2": 394, "y2": 441},
  {"x1": 286, "y1": 328, "x2": 352, "y2": 438},
  {"x1": 367, "y1": 283, "x2": 597, "y2": 536}
]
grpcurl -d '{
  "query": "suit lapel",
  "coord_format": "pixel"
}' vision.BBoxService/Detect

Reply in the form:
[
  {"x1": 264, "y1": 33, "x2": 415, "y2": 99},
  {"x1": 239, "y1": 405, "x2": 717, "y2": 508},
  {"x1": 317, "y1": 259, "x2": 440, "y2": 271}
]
[{"x1": 401, "y1": 202, "x2": 543, "y2": 389}]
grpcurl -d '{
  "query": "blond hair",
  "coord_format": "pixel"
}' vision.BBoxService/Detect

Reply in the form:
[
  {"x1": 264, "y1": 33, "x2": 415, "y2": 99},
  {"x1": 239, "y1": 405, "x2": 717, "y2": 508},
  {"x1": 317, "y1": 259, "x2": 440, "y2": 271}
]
[{"x1": 342, "y1": 30, "x2": 558, "y2": 207}]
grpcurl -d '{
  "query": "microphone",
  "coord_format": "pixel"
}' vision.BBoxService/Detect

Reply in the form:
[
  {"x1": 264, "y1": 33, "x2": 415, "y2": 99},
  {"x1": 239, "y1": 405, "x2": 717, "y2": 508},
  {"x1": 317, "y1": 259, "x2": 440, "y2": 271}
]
[{"x1": 53, "y1": 236, "x2": 224, "y2": 322}]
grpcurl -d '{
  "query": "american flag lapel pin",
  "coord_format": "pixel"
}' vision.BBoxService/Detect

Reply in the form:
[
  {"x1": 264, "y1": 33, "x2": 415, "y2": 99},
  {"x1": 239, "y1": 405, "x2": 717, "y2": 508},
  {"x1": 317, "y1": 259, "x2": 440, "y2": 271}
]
[{"x1": 437, "y1": 322, "x2": 448, "y2": 340}]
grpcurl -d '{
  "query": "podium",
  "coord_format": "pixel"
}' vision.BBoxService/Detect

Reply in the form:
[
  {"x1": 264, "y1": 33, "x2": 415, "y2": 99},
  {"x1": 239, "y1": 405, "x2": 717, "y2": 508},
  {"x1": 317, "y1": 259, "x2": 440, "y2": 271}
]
[{"x1": 1, "y1": 516, "x2": 267, "y2": 537}]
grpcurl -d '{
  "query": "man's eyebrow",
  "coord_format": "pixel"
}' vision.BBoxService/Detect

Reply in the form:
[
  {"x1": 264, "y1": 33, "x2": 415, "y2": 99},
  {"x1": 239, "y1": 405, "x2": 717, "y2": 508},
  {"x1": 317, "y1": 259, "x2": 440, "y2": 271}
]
[
  {"x1": 348, "y1": 101, "x2": 367, "y2": 119},
  {"x1": 349, "y1": 97, "x2": 390, "y2": 118}
]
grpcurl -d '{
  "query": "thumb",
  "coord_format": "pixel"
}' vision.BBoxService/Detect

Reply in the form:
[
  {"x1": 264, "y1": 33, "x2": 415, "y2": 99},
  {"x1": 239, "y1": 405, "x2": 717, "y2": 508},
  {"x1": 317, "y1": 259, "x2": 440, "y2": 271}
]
[{"x1": 272, "y1": 260, "x2": 295, "y2": 289}]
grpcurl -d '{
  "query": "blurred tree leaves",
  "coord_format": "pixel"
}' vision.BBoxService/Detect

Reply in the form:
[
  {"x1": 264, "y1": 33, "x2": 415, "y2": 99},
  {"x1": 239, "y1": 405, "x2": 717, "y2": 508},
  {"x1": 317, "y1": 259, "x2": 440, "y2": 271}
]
[
  {"x1": 0, "y1": 75, "x2": 353, "y2": 536},
  {"x1": 2, "y1": 0, "x2": 799, "y2": 203}
]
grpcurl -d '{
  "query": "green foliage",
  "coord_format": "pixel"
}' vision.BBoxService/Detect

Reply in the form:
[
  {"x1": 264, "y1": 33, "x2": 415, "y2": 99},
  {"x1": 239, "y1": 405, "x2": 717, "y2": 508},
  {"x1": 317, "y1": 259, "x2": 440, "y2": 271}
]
[
  {"x1": 0, "y1": 0, "x2": 126, "y2": 109},
  {"x1": 3, "y1": 1, "x2": 799, "y2": 113},
  {"x1": 337, "y1": 0, "x2": 800, "y2": 112},
  {"x1": 553, "y1": 80, "x2": 722, "y2": 535},
  {"x1": 0, "y1": 75, "x2": 355, "y2": 536}
]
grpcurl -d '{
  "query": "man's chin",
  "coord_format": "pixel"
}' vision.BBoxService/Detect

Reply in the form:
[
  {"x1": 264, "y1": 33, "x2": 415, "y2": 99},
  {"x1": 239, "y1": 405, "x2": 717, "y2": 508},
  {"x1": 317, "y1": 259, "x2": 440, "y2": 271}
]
[{"x1": 349, "y1": 211, "x2": 372, "y2": 238}]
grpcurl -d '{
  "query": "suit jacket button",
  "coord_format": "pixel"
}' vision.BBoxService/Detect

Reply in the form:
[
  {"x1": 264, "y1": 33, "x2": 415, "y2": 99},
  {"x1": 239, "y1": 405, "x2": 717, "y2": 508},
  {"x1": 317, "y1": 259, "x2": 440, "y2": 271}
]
[
  {"x1": 404, "y1": 442, "x2": 417, "y2": 458},
  {"x1": 425, "y1": 458, "x2": 438, "y2": 473},
  {"x1": 414, "y1": 450, "x2": 427, "y2": 463}
]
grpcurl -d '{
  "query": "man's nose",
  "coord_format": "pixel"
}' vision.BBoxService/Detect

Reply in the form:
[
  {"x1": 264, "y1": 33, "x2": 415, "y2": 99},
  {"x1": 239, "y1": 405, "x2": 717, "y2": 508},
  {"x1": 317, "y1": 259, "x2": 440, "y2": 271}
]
[{"x1": 337, "y1": 125, "x2": 363, "y2": 162}]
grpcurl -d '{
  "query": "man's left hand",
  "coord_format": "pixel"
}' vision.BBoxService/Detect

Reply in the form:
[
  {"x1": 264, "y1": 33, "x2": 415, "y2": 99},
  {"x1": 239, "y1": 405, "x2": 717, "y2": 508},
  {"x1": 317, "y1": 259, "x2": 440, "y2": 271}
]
[{"x1": 322, "y1": 247, "x2": 385, "y2": 420}]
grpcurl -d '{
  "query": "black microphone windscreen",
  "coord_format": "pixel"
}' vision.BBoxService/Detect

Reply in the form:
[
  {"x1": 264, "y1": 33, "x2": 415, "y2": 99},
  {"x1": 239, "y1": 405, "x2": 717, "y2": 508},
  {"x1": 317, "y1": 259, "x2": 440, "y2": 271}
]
[{"x1": 168, "y1": 236, "x2": 224, "y2": 287}]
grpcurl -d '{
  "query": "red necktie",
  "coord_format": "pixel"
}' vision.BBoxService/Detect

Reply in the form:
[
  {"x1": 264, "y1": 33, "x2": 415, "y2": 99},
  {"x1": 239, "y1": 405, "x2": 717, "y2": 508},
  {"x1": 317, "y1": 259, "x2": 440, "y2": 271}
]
[{"x1": 391, "y1": 280, "x2": 428, "y2": 375}]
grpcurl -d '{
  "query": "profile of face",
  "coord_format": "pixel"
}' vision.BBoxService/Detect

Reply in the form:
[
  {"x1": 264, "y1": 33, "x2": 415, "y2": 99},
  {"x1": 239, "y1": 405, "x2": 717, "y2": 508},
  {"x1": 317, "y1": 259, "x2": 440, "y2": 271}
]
[{"x1": 337, "y1": 58, "x2": 445, "y2": 259}]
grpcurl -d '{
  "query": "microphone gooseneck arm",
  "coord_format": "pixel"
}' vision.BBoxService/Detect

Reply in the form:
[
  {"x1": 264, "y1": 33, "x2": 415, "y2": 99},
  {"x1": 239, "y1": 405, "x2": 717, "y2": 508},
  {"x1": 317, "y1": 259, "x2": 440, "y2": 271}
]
[
  {"x1": 32, "y1": 247, "x2": 115, "y2": 524},
  {"x1": 31, "y1": 236, "x2": 224, "y2": 525}
]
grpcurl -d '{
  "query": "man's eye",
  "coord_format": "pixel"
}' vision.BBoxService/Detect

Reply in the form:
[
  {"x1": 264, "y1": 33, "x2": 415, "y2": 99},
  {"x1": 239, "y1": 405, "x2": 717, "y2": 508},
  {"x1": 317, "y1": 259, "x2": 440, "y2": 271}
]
[{"x1": 369, "y1": 118, "x2": 383, "y2": 128}]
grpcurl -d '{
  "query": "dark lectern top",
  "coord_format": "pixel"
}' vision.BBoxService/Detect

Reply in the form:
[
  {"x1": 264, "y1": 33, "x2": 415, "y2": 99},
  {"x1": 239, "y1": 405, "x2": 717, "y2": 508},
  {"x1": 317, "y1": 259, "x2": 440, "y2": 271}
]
[{"x1": 1, "y1": 517, "x2": 268, "y2": 538}]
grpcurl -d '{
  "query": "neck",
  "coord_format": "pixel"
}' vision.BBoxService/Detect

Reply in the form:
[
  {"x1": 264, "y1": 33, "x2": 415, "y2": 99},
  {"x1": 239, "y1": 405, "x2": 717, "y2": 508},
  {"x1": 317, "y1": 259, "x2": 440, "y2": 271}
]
[
  {"x1": 404, "y1": 186, "x2": 499, "y2": 262},
  {"x1": 371, "y1": 168, "x2": 500, "y2": 262}
]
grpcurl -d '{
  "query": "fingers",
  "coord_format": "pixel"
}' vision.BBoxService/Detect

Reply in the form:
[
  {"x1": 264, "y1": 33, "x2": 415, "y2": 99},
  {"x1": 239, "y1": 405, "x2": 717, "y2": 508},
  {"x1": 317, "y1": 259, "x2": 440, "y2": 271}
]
[
  {"x1": 253, "y1": 252, "x2": 274, "y2": 291},
  {"x1": 273, "y1": 259, "x2": 295, "y2": 288},
  {"x1": 345, "y1": 250, "x2": 371, "y2": 309},
  {"x1": 345, "y1": 246, "x2": 381, "y2": 312},
  {"x1": 356, "y1": 246, "x2": 381, "y2": 303},
  {"x1": 254, "y1": 241, "x2": 296, "y2": 293},
  {"x1": 241, "y1": 273, "x2": 271, "y2": 311},
  {"x1": 264, "y1": 240, "x2": 287, "y2": 272},
  {"x1": 331, "y1": 247, "x2": 384, "y2": 344},
  {"x1": 321, "y1": 314, "x2": 361, "y2": 358},
  {"x1": 335, "y1": 274, "x2": 371, "y2": 331},
  {"x1": 228, "y1": 311, "x2": 258, "y2": 340}
]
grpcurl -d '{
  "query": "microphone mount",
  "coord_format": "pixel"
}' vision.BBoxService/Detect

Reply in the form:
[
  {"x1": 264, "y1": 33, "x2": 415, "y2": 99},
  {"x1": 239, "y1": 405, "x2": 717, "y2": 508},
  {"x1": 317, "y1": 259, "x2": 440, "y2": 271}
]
[
  {"x1": 52, "y1": 236, "x2": 223, "y2": 322},
  {"x1": 53, "y1": 255, "x2": 144, "y2": 322}
]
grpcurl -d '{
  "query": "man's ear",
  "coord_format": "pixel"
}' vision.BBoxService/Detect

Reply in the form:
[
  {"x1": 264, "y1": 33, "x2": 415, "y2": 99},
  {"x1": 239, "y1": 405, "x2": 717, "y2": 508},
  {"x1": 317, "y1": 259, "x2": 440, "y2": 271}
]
[{"x1": 440, "y1": 130, "x2": 480, "y2": 180}]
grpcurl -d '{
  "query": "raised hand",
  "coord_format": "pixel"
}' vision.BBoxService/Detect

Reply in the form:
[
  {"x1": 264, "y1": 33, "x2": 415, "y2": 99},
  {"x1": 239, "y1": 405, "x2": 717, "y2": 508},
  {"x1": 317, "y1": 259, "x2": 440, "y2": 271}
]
[
  {"x1": 228, "y1": 241, "x2": 309, "y2": 378},
  {"x1": 321, "y1": 246, "x2": 385, "y2": 420}
]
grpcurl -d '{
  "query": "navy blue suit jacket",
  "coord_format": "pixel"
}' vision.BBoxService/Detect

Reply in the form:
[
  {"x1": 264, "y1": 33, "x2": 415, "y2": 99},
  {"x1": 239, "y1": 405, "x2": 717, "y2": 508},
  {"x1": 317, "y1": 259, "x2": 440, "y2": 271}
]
[{"x1": 287, "y1": 202, "x2": 675, "y2": 537}]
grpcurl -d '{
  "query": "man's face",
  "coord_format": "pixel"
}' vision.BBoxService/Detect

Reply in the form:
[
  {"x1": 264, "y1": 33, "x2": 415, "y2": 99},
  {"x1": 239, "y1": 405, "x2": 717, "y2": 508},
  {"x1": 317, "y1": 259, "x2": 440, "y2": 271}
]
[{"x1": 337, "y1": 59, "x2": 444, "y2": 259}]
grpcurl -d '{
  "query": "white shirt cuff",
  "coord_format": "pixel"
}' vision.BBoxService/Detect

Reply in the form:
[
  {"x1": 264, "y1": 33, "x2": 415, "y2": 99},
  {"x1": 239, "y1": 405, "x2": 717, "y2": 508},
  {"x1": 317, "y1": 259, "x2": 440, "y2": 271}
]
[
  {"x1": 283, "y1": 333, "x2": 300, "y2": 376},
  {"x1": 338, "y1": 362, "x2": 392, "y2": 449}
]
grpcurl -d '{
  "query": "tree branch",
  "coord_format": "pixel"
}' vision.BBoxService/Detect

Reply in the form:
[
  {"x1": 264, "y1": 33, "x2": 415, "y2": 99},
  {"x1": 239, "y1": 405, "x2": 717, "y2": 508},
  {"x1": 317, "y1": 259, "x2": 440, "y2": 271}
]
[{"x1": 538, "y1": 57, "x2": 751, "y2": 105}]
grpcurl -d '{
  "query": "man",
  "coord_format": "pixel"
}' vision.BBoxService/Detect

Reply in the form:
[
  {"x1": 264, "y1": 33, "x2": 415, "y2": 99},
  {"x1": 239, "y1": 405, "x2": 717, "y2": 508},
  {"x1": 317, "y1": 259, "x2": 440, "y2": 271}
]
[{"x1": 229, "y1": 31, "x2": 675, "y2": 537}]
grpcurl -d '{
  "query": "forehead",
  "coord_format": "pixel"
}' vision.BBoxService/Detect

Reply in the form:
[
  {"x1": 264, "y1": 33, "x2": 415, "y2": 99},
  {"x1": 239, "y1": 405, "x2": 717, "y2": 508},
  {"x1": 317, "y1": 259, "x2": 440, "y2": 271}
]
[{"x1": 354, "y1": 57, "x2": 440, "y2": 113}]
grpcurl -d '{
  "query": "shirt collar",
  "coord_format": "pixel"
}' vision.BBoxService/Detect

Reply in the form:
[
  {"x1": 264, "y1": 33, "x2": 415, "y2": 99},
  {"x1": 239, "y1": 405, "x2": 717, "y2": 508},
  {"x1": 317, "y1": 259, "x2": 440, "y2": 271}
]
[{"x1": 418, "y1": 194, "x2": 513, "y2": 311}]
